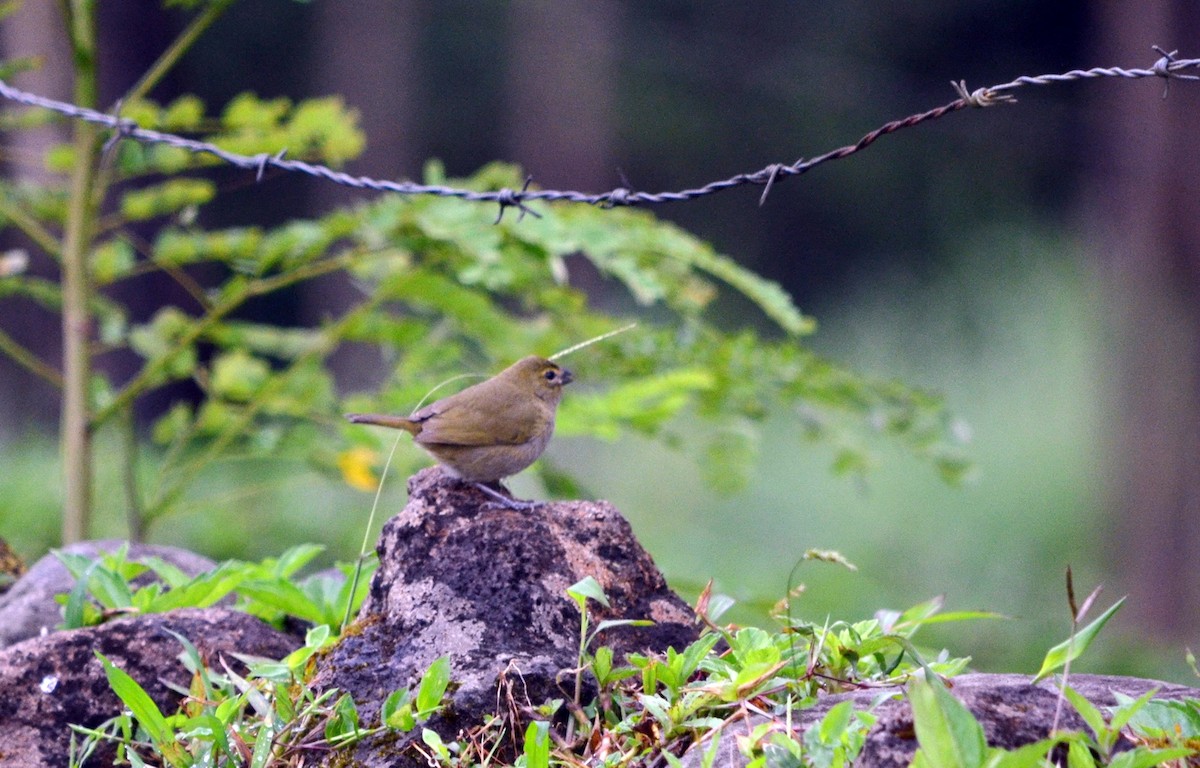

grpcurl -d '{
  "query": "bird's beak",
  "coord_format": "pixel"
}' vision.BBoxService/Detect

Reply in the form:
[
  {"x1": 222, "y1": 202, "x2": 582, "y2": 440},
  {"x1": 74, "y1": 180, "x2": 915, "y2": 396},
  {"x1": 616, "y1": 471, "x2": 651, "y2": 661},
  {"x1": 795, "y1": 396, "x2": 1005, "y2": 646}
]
[{"x1": 561, "y1": 368, "x2": 575, "y2": 385}]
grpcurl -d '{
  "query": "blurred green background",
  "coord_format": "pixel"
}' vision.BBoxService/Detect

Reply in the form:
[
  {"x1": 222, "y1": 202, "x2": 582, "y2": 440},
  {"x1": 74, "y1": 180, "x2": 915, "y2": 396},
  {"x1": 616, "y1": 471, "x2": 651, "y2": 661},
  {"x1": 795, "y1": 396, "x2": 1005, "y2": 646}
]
[{"x1": 3, "y1": 2, "x2": 1199, "y2": 683}]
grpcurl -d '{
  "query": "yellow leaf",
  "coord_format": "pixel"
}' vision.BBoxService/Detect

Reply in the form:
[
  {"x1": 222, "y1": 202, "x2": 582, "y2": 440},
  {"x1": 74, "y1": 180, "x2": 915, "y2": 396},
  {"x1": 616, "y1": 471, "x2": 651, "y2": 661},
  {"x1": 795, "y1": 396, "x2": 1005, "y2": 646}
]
[{"x1": 338, "y1": 447, "x2": 380, "y2": 492}]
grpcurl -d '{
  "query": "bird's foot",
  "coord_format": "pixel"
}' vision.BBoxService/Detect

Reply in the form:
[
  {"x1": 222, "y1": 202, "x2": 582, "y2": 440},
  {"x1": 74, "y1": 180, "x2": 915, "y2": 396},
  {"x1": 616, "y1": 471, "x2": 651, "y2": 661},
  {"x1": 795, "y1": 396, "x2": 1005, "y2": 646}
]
[{"x1": 472, "y1": 481, "x2": 540, "y2": 511}]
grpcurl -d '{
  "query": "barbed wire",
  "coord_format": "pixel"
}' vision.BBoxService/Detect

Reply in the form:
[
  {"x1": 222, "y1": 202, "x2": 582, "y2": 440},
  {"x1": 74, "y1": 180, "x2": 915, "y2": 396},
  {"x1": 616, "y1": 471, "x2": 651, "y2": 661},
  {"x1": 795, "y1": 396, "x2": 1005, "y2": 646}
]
[{"x1": 0, "y1": 46, "x2": 1197, "y2": 219}]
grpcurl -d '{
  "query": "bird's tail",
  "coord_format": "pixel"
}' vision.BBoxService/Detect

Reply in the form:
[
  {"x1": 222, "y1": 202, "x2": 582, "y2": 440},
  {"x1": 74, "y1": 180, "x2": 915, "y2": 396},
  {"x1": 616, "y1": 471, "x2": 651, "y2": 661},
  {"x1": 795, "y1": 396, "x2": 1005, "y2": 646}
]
[{"x1": 344, "y1": 413, "x2": 421, "y2": 435}]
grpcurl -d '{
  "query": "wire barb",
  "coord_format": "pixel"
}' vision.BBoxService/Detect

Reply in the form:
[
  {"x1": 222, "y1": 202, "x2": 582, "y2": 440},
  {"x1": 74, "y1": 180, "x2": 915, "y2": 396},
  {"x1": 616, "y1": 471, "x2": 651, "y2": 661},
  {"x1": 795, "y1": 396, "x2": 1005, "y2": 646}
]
[
  {"x1": 0, "y1": 47, "x2": 1196, "y2": 212},
  {"x1": 602, "y1": 186, "x2": 631, "y2": 208},
  {"x1": 758, "y1": 163, "x2": 784, "y2": 207},
  {"x1": 492, "y1": 176, "x2": 541, "y2": 223},
  {"x1": 951, "y1": 80, "x2": 1016, "y2": 108},
  {"x1": 1150, "y1": 46, "x2": 1200, "y2": 98},
  {"x1": 101, "y1": 99, "x2": 137, "y2": 157},
  {"x1": 255, "y1": 149, "x2": 287, "y2": 182}
]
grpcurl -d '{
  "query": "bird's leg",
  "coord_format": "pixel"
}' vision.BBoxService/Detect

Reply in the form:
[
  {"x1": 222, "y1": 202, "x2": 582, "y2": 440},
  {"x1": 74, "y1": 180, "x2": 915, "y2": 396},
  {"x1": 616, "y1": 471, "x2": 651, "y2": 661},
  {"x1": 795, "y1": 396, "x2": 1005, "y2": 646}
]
[{"x1": 472, "y1": 481, "x2": 539, "y2": 511}]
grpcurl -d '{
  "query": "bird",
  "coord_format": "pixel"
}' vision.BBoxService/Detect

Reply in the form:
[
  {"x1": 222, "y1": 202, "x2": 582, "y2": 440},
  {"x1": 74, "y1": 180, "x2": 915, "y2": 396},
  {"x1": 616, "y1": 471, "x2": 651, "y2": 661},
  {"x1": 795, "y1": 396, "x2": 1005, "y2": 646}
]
[{"x1": 345, "y1": 355, "x2": 574, "y2": 508}]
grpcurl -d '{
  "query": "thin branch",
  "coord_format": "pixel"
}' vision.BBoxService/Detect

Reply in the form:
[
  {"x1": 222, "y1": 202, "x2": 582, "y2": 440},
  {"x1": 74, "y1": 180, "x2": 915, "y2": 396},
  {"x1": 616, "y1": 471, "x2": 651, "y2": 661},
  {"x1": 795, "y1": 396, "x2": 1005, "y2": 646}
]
[
  {"x1": 110, "y1": 229, "x2": 214, "y2": 310},
  {"x1": 0, "y1": 194, "x2": 64, "y2": 261},
  {"x1": 0, "y1": 325, "x2": 63, "y2": 387}
]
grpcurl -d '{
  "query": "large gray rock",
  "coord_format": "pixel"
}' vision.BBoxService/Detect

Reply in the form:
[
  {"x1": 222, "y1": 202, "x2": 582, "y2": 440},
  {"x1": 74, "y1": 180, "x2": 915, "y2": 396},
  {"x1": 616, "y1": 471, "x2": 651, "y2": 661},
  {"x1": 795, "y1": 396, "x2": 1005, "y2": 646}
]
[
  {"x1": 0, "y1": 539, "x2": 219, "y2": 647},
  {"x1": 0, "y1": 607, "x2": 299, "y2": 768},
  {"x1": 314, "y1": 466, "x2": 699, "y2": 767}
]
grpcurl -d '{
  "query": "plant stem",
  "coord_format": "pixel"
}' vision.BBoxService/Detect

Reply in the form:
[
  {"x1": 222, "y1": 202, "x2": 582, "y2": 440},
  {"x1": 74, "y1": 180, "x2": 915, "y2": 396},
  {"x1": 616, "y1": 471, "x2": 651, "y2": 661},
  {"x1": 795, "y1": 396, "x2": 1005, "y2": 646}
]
[
  {"x1": 60, "y1": 0, "x2": 101, "y2": 543},
  {"x1": 0, "y1": 326, "x2": 64, "y2": 387},
  {"x1": 0, "y1": 195, "x2": 64, "y2": 260}
]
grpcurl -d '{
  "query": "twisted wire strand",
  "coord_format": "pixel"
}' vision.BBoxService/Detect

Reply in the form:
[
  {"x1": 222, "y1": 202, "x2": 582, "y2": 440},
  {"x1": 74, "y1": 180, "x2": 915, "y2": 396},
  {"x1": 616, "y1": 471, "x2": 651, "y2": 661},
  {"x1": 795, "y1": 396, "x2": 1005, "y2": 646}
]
[{"x1": 0, "y1": 49, "x2": 1195, "y2": 214}]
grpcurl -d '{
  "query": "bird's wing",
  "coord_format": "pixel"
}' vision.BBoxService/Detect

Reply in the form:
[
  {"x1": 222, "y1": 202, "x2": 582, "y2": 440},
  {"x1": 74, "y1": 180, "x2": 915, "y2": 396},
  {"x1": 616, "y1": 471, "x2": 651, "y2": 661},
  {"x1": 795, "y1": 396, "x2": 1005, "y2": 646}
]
[{"x1": 415, "y1": 397, "x2": 546, "y2": 447}]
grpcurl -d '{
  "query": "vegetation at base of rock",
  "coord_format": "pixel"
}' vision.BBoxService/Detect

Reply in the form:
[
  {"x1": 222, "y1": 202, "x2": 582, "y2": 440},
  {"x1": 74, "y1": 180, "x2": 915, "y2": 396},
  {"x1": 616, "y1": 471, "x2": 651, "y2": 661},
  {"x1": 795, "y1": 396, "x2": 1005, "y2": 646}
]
[{"x1": 64, "y1": 551, "x2": 1200, "y2": 768}]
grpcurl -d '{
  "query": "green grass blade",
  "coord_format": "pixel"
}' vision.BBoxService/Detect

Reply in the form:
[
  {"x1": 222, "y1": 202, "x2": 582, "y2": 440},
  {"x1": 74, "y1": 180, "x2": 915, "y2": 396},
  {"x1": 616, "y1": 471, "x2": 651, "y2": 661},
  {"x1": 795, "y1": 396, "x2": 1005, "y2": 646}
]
[{"x1": 1033, "y1": 596, "x2": 1126, "y2": 683}]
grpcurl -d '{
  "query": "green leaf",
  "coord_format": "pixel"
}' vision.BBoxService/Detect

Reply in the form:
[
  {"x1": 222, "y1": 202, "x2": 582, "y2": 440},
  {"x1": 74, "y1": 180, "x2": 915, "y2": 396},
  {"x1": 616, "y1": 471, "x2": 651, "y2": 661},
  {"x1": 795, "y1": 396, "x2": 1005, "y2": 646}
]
[
  {"x1": 1060, "y1": 686, "x2": 1106, "y2": 739},
  {"x1": 671, "y1": 633, "x2": 722, "y2": 683},
  {"x1": 1107, "y1": 688, "x2": 1159, "y2": 735},
  {"x1": 237, "y1": 578, "x2": 327, "y2": 624},
  {"x1": 92, "y1": 239, "x2": 137, "y2": 283},
  {"x1": 286, "y1": 96, "x2": 365, "y2": 164},
  {"x1": 210, "y1": 349, "x2": 271, "y2": 402},
  {"x1": 128, "y1": 307, "x2": 198, "y2": 383},
  {"x1": 593, "y1": 618, "x2": 655, "y2": 634},
  {"x1": 909, "y1": 675, "x2": 987, "y2": 768},
  {"x1": 683, "y1": 240, "x2": 814, "y2": 335},
  {"x1": 421, "y1": 727, "x2": 453, "y2": 761},
  {"x1": 96, "y1": 654, "x2": 174, "y2": 755},
  {"x1": 818, "y1": 700, "x2": 854, "y2": 742},
  {"x1": 88, "y1": 566, "x2": 136, "y2": 610},
  {"x1": 180, "y1": 712, "x2": 233, "y2": 760},
  {"x1": 1107, "y1": 747, "x2": 1197, "y2": 768},
  {"x1": 416, "y1": 655, "x2": 452, "y2": 715},
  {"x1": 894, "y1": 610, "x2": 1009, "y2": 631},
  {"x1": 522, "y1": 721, "x2": 551, "y2": 768},
  {"x1": 120, "y1": 178, "x2": 215, "y2": 222},
  {"x1": 161, "y1": 95, "x2": 205, "y2": 130},
  {"x1": 61, "y1": 559, "x2": 102, "y2": 629},
  {"x1": 140, "y1": 557, "x2": 193, "y2": 589},
  {"x1": 246, "y1": 543, "x2": 325, "y2": 578},
  {"x1": 140, "y1": 562, "x2": 247, "y2": 613},
  {"x1": 324, "y1": 693, "x2": 360, "y2": 744},
  {"x1": 979, "y1": 739, "x2": 1059, "y2": 768},
  {"x1": 1033, "y1": 597, "x2": 1126, "y2": 682},
  {"x1": 205, "y1": 321, "x2": 325, "y2": 359},
  {"x1": 250, "y1": 715, "x2": 276, "y2": 768},
  {"x1": 151, "y1": 402, "x2": 193, "y2": 446},
  {"x1": 729, "y1": 627, "x2": 777, "y2": 667},
  {"x1": 1065, "y1": 738, "x2": 1099, "y2": 768},
  {"x1": 556, "y1": 368, "x2": 715, "y2": 439},
  {"x1": 160, "y1": 628, "x2": 207, "y2": 682},
  {"x1": 330, "y1": 557, "x2": 377, "y2": 625},
  {"x1": 381, "y1": 688, "x2": 415, "y2": 731},
  {"x1": 1125, "y1": 697, "x2": 1200, "y2": 740},
  {"x1": 567, "y1": 576, "x2": 610, "y2": 609}
]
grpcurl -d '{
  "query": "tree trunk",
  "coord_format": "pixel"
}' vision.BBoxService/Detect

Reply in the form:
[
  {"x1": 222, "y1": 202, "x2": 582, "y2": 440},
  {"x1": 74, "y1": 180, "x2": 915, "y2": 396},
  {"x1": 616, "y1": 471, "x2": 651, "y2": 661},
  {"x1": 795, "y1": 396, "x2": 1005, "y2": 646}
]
[
  {"x1": 304, "y1": 0, "x2": 424, "y2": 393},
  {"x1": 0, "y1": 4, "x2": 72, "y2": 429},
  {"x1": 1087, "y1": 1, "x2": 1200, "y2": 641},
  {"x1": 503, "y1": 0, "x2": 620, "y2": 189}
]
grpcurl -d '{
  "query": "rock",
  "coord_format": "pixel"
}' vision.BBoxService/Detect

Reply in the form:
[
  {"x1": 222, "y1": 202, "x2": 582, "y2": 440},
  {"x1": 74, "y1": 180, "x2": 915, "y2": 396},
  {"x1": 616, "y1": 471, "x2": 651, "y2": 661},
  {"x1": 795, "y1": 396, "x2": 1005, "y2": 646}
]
[
  {"x1": 681, "y1": 672, "x2": 1200, "y2": 768},
  {"x1": 314, "y1": 466, "x2": 699, "y2": 768},
  {"x1": 0, "y1": 607, "x2": 299, "y2": 768},
  {"x1": 859, "y1": 673, "x2": 1200, "y2": 766},
  {"x1": 0, "y1": 540, "x2": 219, "y2": 648}
]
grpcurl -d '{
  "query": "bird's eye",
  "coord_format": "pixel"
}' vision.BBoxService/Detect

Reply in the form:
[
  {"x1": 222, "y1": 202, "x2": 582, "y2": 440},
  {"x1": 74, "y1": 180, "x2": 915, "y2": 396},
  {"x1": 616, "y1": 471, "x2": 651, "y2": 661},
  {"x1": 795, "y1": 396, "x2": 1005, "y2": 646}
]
[{"x1": 543, "y1": 369, "x2": 557, "y2": 381}]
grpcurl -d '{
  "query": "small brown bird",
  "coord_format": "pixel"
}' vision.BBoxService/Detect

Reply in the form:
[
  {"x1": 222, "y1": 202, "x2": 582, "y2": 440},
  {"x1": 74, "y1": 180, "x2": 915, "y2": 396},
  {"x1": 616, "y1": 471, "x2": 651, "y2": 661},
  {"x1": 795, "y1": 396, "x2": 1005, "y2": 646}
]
[{"x1": 345, "y1": 356, "x2": 573, "y2": 507}]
